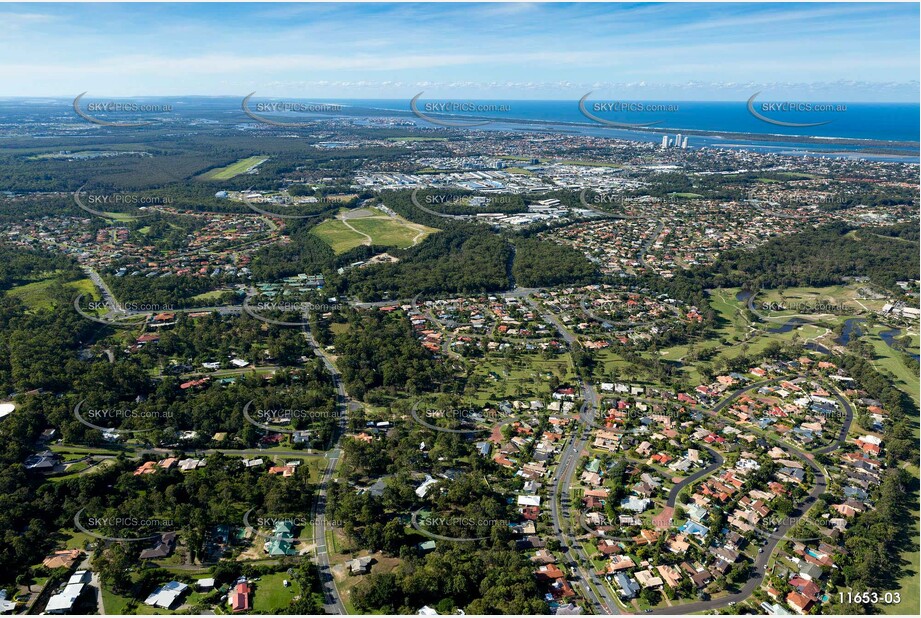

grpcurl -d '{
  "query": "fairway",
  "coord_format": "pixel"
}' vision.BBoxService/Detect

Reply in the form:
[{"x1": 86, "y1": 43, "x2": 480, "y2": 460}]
[
  {"x1": 198, "y1": 156, "x2": 268, "y2": 181},
  {"x1": 862, "y1": 324, "x2": 920, "y2": 408},
  {"x1": 311, "y1": 209, "x2": 438, "y2": 254}
]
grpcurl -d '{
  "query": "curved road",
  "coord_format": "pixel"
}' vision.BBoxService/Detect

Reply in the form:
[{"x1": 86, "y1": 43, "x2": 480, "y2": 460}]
[
  {"x1": 648, "y1": 376, "x2": 852, "y2": 615},
  {"x1": 666, "y1": 446, "x2": 725, "y2": 508}
]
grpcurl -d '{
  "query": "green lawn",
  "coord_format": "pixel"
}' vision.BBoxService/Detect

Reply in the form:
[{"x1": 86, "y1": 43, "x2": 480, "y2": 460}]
[
  {"x1": 467, "y1": 354, "x2": 576, "y2": 405},
  {"x1": 198, "y1": 156, "x2": 268, "y2": 181},
  {"x1": 669, "y1": 192, "x2": 704, "y2": 198},
  {"x1": 105, "y1": 211, "x2": 144, "y2": 221},
  {"x1": 311, "y1": 213, "x2": 437, "y2": 254},
  {"x1": 5, "y1": 276, "x2": 96, "y2": 310},
  {"x1": 348, "y1": 217, "x2": 435, "y2": 248},
  {"x1": 883, "y1": 539, "x2": 920, "y2": 614},
  {"x1": 60, "y1": 529, "x2": 96, "y2": 550},
  {"x1": 253, "y1": 571, "x2": 300, "y2": 612},
  {"x1": 862, "y1": 325, "x2": 920, "y2": 408},
  {"x1": 311, "y1": 219, "x2": 368, "y2": 253},
  {"x1": 190, "y1": 289, "x2": 227, "y2": 302},
  {"x1": 50, "y1": 444, "x2": 124, "y2": 456},
  {"x1": 102, "y1": 586, "x2": 136, "y2": 615}
]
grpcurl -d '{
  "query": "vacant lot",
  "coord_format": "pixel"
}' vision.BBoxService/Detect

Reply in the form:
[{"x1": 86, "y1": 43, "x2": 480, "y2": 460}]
[
  {"x1": 253, "y1": 571, "x2": 301, "y2": 613},
  {"x1": 5, "y1": 275, "x2": 96, "y2": 309},
  {"x1": 311, "y1": 209, "x2": 437, "y2": 254}
]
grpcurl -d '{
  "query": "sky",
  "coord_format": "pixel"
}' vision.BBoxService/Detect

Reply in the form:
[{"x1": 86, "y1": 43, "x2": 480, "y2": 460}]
[{"x1": 0, "y1": 2, "x2": 918, "y2": 101}]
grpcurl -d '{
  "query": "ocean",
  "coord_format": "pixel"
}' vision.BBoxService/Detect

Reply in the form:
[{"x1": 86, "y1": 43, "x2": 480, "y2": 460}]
[
  {"x1": 339, "y1": 98, "x2": 920, "y2": 161},
  {"x1": 8, "y1": 96, "x2": 918, "y2": 161},
  {"x1": 350, "y1": 98, "x2": 919, "y2": 144}
]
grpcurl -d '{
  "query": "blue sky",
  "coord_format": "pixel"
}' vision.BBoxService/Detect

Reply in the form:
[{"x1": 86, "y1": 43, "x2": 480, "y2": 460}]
[{"x1": 1, "y1": 2, "x2": 917, "y2": 101}]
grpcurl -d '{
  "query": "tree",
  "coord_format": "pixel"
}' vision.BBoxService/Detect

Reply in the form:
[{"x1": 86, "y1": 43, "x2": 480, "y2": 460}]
[{"x1": 93, "y1": 543, "x2": 134, "y2": 592}]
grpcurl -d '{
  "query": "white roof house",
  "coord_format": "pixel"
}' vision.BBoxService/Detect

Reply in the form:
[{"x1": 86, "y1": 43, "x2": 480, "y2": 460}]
[
  {"x1": 517, "y1": 495, "x2": 541, "y2": 507},
  {"x1": 144, "y1": 581, "x2": 189, "y2": 609},
  {"x1": 46, "y1": 584, "x2": 85, "y2": 614}
]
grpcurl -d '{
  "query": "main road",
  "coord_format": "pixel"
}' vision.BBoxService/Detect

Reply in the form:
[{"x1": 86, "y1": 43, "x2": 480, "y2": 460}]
[
  {"x1": 303, "y1": 320, "x2": 349, "y2": 615},
  {"x1": 525, "y1": 295, "x2": 622, "y2": 614}
]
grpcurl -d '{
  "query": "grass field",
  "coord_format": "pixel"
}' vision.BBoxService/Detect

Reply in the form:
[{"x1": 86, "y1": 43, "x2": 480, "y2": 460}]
[
  {"x1": 311, "y1": 209, "x2": 438, "y2": 254},
  {"x1": 649, "y1": 287, "x2": 839, "y2": 384},
  {"x1": 503, "y1": 166, "x2": 534, "y2": 176},
  {"x1": 467, "y1": 354, "x2": 576, "y2": 405},
  {"x1": 5, "y1": 276, "x2": 96, "y2": 309},
  {"x1": 198, "y1": 156, "x2": 268, "y2": 181},
  {"x1": 755, "y1": 284, "x2": 888, "y2": 314},
  {"x1": 102, "y1": 587, "x2": 136, "y2": 615},
  {"x1": 253, "y1": 572, "x2": 300, "y2": 612},
  {"x1": 311, "y1": 219, "x2": 367, "y2": 253},
  {"x1": 862, "y1": 325, "x2": 920, "y2": 408},
  {"x1": 190, "y1": 289, "x2": 227, "y2": 302},
  {"x1": 348, "y1": 217, "x2": 434, "y2": 247},
  {"x1": 59, "y1": 529, "x2": 96, "y2": 550}
]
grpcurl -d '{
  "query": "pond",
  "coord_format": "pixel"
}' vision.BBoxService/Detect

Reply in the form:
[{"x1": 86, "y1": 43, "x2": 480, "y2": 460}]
[
  {"x1": 835, "y1": 318, "x2": 865, "y2": 345},
  {"x1": 880, "y1": 328, "x2": 921, "y2": 361},
  {"x1": 768, "y1": 317, "x2": 809, "y2": 334}
]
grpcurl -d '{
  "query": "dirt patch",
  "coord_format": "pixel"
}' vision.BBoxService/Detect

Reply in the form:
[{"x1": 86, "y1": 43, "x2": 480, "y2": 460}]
[{"x1": 361, "y1": 253, "x2": 400, "y2": 267}]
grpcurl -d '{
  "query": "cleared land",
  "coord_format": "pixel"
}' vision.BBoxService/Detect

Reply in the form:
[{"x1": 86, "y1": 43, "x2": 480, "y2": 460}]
[
  {"x1": 5, "y1": 275, "x2": 96, "y2": 309},
  {"x1": 198, "y1": 156, "x2": 268, "y2": 181},
  {"x1": 252, "y1": 571, "x2": 301, "y2": 613},
  {"x1": 311, "y1": 208, "x2": 438, "y2": 254}
]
